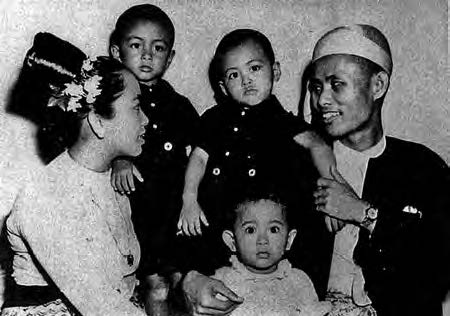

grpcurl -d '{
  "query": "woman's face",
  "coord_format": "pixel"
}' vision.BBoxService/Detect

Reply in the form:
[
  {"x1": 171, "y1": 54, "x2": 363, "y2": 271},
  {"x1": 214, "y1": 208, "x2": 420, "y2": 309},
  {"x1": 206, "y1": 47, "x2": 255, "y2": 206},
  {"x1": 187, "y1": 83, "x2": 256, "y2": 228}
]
[{"x1": 106, "y1": 69, "x2": 148, "y2": 157}]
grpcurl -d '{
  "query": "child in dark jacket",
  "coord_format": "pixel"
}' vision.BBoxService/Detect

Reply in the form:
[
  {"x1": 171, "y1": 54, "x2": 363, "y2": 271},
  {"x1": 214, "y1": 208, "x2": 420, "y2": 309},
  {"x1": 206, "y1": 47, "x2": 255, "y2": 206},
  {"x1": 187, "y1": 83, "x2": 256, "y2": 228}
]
[
  {"x1": 109, "y1": 4, "x2": 199, "y2": 314},
  {"x1": 176, "y1": 29, "x2": 336, "y2": 275}
]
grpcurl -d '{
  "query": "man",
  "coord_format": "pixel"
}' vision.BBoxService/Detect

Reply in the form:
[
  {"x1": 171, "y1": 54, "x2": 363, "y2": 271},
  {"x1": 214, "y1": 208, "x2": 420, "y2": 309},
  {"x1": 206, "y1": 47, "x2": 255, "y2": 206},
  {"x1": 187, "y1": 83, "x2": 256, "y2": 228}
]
[
  {"x1": 178, "y1": 24, "x2": 449, "y2": 316},
  {"x1": 307, "y1": 24, "x2": 449, "y2": 316}
]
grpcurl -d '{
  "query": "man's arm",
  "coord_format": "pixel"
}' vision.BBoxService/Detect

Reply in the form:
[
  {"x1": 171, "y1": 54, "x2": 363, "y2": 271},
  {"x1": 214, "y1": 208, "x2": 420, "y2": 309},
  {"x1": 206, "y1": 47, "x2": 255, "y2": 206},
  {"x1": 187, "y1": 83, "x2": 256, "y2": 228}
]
[{"x1": 172, "y1": 270, "x2": 243, "y2": 315}]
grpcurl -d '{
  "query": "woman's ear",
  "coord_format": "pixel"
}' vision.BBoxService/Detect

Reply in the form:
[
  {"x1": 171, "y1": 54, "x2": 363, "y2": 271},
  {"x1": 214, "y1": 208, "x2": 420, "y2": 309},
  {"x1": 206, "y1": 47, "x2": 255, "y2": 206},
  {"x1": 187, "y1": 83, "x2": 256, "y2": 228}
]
[
  {"x1": 87, "y1": 111, "x2": 105, "y2": 139},
  {"x1": 371, "y1": 71, "x2": 389, "y2": 101},
  {"x1": 273, "y1": 61, "x2": 281, "y2": 82},
  {"x1": 222, "y1": 230, "x2": 236, "y2": 252},
  {"x1": 110, "y1": 45, "x2": 121, "y2": 61},
  {"x1": 285, "y1": 229, "x2": 297, "y2": 251}
]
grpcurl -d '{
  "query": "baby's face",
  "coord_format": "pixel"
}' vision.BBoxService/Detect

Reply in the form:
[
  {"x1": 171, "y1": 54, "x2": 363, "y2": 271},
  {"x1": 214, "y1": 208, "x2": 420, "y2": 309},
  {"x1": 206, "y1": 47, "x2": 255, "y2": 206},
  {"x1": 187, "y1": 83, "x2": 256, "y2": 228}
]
[
  {"x1": 219, "y1": 40, "x2": 278, "y2": 106},
  {"x1": 233, "y1": 200, "x2": 295, "y2": 274}
]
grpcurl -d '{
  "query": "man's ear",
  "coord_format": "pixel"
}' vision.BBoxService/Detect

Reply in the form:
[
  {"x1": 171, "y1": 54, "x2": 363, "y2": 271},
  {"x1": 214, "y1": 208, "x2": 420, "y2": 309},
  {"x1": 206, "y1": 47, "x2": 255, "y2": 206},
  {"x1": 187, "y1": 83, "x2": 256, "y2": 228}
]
[
  {"x1": 222, "y1": 230, "x2": 236, "y2": 252},
  {"x1": 87, "y1": 111, "x2": 105, "y2": 139},
  {"x1": 219, "y1": 81, "x2": 229, "y2": 97},
  {"x1": 371, "y1": 71, "x2": 389, "y2": 101},
  {"x1": 164, "y1": 50, "x2": 175, "y2": 71},
  {"x1": 110, "y1": 45, "x2": 121, "y2": 61},
  {"x1": 285, "y1": 229, "x2": 297, "y2": 251},
  {"x1": 273, "y1": 61, "x2": 281, "y2": 82}
]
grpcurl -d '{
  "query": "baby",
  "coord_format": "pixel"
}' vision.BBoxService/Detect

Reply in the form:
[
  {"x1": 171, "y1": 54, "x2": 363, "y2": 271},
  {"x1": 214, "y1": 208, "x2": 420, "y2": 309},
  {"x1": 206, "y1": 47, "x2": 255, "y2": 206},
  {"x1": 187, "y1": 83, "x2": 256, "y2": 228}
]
[{"x1": 212, "y1": 192, "x2": 332, "y2": 316}]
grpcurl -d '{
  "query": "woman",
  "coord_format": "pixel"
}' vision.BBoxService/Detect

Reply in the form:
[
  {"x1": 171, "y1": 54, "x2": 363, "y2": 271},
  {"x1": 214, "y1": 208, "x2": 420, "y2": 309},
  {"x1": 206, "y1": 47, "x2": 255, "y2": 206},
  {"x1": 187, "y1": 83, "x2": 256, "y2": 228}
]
[{"x1": 2, "y1": 33, "x2": 148, "y2": 315}]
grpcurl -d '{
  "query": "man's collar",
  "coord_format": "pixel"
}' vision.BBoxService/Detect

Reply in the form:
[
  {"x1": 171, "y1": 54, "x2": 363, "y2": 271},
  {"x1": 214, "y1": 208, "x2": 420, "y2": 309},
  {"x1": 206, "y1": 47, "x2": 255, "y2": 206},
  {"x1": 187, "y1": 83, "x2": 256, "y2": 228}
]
[{"x1": 334, "y1": 135, "x2": 386, "y2": 159}]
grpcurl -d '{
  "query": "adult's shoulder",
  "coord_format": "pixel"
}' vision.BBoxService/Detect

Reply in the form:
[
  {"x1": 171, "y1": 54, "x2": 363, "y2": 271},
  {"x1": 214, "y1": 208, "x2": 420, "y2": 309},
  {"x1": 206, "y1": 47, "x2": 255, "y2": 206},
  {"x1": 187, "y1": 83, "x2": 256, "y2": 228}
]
[
  {"x1": 7, "y1": 164, "x2": 52, "y2": 234},
  {"x1": 14, "y1": 153, "x2": 82, "y2": 223},
  {"x1": 384, "y1": 136, "x2": 448, "y2": 169}
]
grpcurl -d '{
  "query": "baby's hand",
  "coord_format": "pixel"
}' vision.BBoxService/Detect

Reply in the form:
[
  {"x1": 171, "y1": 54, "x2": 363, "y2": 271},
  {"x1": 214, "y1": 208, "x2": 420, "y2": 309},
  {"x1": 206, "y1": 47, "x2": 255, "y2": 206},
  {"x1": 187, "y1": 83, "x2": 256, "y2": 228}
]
[
  {"x1": 177, "y1": 195, "x2": 209, "y2": 236},
  {"x1": 111, "y1": 159, "x2": 143, "y2": 195}
]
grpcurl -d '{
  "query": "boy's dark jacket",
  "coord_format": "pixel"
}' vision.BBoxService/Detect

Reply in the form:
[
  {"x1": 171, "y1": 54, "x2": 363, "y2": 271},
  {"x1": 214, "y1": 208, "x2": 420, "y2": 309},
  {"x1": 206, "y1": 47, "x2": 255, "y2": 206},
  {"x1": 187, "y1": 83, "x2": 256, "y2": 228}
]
[
  {"x1": 183, "y1": 95, "x2": 318, "y2": 274},
  {"x1": 129, "y1": 79, "x2": 199, "y2": 275}
]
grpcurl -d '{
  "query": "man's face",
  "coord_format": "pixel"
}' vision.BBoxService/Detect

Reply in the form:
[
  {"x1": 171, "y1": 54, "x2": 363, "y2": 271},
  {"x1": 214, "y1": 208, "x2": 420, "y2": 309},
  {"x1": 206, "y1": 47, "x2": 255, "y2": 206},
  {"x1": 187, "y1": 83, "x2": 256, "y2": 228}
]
[
  {"x1": 219, "y1": 40, "x2": 279, "y2": 106},
  {"x1": 231, "y1": 200, "x2": 295, "y2": 274},
  {"x1": 112, "y1": 21, "x2": 174, "y2": 85},
  {"x1": 309, "y1": 55, "x2": 380, "y2": 141}
]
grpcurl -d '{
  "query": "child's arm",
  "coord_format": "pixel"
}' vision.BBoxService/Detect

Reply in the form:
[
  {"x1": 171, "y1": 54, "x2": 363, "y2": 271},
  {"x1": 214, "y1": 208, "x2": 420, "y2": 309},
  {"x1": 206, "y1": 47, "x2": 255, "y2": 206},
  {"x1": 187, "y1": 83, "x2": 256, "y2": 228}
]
[
  {"x1": 293, "y1": 130, "x2": 345, "y2": 233},
  {"x1": 293, "y1": 130, "x2": 335, "y2": 178},
  {"x1": 177, "y1": 147, "x2": 209, "y2": 236},
  {"x1": 111, "y1": 158, "x2": 143, "y2": 195}
]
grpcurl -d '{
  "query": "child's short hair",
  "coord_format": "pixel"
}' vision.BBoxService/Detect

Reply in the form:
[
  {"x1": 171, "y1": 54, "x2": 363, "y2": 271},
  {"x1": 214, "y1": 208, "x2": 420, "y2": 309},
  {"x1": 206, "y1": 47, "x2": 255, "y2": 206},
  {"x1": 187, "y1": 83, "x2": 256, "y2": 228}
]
[
  {"x1": 110, "y1": 4, "x2": 175, "y2": 48},
  {"x1": 210, "y1": 29, "x2": 275, "y2": 80},
  {"x1": 223, "y1": 187, "x2": 292, "y2": 231},
  {"x1": 208, "y1": 29, "x2": 275, "y2": 102}
]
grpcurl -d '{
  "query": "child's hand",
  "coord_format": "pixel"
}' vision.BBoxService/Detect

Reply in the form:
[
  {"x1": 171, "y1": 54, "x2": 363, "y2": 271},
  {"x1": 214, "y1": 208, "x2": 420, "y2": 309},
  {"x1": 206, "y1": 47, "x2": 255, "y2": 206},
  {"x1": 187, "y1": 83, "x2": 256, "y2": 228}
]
[
  {"x1": 111, "y1": 159, "x2": 143, "y2": 195},
  {"x1": 177, "y1": 195, "x2": 209, "y2": 236},
  {"x1": 293, "y1": 130, "x2": 327, "y2": 149},
  {"x1": 294, "y1": 131, "x2": 336, "y2": 179},
  {"x1": 324, "y1": 216, "x2": 346, "y2": 233}
]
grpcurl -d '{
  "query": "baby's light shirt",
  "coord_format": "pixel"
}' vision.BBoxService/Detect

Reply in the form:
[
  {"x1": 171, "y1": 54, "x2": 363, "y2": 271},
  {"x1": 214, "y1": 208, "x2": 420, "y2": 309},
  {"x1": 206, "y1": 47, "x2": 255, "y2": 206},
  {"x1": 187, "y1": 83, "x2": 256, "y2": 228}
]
[{"x1": 212, "y1": 255, "x2": 331, "y2": 316}]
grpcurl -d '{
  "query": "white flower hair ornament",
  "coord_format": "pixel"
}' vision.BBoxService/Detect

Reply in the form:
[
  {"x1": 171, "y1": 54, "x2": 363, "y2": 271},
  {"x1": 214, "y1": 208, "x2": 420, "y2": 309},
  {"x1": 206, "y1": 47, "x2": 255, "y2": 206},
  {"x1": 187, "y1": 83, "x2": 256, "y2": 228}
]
[{"x1": 48, "y1": 57, "x2": 102, "y2": 113}]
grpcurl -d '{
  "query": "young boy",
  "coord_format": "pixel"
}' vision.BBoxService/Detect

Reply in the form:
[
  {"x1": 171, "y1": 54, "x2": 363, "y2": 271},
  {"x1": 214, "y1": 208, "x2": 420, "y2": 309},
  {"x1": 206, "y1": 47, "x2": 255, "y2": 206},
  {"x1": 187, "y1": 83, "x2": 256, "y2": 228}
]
[
  {"x1": 177, "y1": 29, "x2": 335, "y2": 275},
  {"x1": 212, "y1": 192, "x2": 331, "y2": 316},
  {"x1": 109, "y1": 4, "x2": 199, "y2": 313}
]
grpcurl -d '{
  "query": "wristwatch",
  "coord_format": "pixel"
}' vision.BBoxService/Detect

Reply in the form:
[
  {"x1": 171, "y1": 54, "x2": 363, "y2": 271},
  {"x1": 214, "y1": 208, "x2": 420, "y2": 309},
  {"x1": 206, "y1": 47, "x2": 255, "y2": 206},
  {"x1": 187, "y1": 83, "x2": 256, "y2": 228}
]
[{"x1": 361, "y1": 205, "x2": 378, "y2": 228}]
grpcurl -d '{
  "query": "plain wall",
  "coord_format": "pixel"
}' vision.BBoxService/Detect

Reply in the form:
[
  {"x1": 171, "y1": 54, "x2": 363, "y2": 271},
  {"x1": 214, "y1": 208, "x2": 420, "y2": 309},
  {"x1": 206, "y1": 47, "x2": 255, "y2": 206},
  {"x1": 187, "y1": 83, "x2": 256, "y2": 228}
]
[{"x1": 0, "y1": 0, "x2": 448, "y2": 163}]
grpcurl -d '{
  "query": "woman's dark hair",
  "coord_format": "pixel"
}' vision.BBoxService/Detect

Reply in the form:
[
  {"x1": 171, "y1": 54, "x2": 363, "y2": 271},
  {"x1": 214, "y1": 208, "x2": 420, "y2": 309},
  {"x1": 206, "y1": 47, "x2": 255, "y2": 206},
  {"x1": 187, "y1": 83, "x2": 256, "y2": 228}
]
[
  {"x1": 68, "y1": 56, "x2": 127, "y2": 120},
  {"x1": 209, "y1": 29, "x2": 275, "y2": 102},
  {"x1": 110, "y1": 4, "x2": 175, "y2": 49},
  {"x1": 6, "y1": 33, "x2": 127, "y2": 163}
]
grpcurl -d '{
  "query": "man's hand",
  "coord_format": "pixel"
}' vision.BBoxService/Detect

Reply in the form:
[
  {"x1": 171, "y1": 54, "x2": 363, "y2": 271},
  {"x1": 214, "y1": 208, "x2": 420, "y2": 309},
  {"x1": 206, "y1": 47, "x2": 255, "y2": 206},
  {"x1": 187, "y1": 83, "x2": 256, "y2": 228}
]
[
  {"x1": 314, "y1": 166, "x2": 367, "y2": 223},
  {"x1": 111, "y1": 159, "x2": 143, "y2": 194},
  {"x1": 182, "y1": 271, "x2": 243, "y2": 315},
  {"x1": 177, "y1": 194, "x2": 209, "y2": 236}
]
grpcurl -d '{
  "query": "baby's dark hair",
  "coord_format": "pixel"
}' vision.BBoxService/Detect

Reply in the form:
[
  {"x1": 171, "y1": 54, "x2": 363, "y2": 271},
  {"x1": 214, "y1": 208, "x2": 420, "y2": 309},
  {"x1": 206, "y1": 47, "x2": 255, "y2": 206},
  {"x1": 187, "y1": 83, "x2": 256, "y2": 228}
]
[
  {"x1": 110, "y1": 4, "x2": 175, "y2": 48},
  {"x1": 209, "y1": 29, "x2": 275, "y2": 85},
  {"x1": 223, "y1": 188, "x2": 292, "y2": 232}
]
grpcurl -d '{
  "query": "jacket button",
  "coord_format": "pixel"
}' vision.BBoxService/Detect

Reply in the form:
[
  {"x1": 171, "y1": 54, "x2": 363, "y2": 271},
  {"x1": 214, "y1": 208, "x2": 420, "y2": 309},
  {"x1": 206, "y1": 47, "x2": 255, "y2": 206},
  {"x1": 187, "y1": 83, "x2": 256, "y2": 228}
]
[{"x1": 164, "y1": 142, "x2": 173, "y2": 151}]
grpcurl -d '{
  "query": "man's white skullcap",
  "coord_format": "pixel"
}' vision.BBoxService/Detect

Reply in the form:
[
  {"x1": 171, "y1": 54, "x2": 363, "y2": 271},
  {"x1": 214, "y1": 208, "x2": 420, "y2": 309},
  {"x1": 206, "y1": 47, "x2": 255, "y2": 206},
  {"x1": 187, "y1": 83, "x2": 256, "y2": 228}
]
[{"x1": 312, "y1": 24, "x2": 392, "y2": 75}]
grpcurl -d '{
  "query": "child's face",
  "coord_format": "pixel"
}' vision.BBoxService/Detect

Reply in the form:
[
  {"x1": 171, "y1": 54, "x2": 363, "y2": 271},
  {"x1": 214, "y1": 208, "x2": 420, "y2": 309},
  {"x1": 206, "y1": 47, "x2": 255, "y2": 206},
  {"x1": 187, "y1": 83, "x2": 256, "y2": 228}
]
[
  {"x1": 223, "y1": 199, "x2": 296, "y2": 274},
  {"x1": 219, "y1": 40, "x2": 280, "y2": 106},
  {"x1": 111, "y1": 20, "x2": 174, "y2": 85}
]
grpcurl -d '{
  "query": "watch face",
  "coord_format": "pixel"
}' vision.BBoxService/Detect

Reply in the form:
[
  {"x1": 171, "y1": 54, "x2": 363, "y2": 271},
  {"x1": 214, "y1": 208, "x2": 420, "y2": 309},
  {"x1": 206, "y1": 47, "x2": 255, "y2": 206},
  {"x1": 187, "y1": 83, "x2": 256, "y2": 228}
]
[{"x1": 367, "y1": 207, "x2": 378, "y2": 220}]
